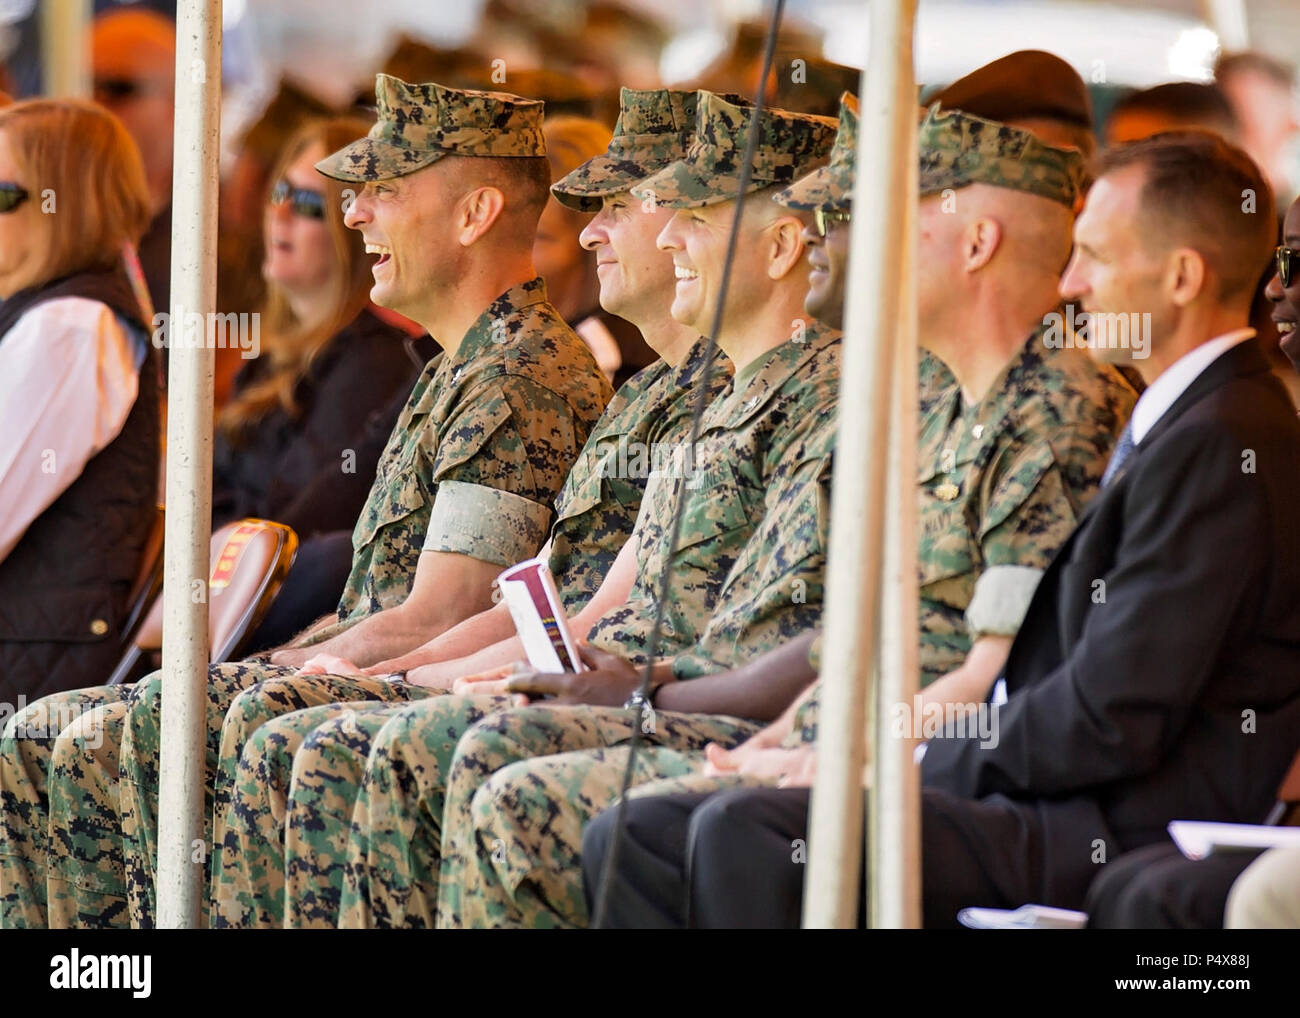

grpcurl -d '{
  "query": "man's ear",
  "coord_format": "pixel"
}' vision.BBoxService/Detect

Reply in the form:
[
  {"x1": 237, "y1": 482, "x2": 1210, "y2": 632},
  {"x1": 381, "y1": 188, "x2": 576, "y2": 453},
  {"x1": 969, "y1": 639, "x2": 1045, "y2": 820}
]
[
  {"x1": 766, "y1": 214, "x2": 810, "y2": 281},
  {"x1": 1166, "y1": 247, "x2": 1207, "y2": 307},
  {"x1": 457, "y1": 185, "x2": 507, "y2": 246},
  {"x1": 963, "y1": 216, "x2": 1002, "y2": 273}
]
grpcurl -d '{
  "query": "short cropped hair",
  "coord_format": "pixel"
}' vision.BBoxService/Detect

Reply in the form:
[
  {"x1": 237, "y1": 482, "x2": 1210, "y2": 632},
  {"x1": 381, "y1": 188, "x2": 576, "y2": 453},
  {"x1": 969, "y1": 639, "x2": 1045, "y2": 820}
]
[
  {"x1": 0, "y1": 99, "x2": 151, "y2": 285},
  {"x1": 1216, "y1": 51, "x2": 1296, "y2": 91},
  {"x1": 1108, "y1": 82, "x2": 1239, "y2": 141},
  {"x1": 475, "y1": 154, "x2": 553, "y2": 230},
  {"x1": 1094, "y1": 130, "x2": 1276, "y2": 303}
]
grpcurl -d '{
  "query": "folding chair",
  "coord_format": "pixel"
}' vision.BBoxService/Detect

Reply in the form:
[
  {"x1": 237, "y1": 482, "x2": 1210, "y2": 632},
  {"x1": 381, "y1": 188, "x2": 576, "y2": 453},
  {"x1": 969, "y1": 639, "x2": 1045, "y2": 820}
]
[
  {"x1": 118, "y1": 503, "x2": 166, "y2": 652},
  {"x1": 107, "y1": 518, "x2": 299, "y2": 685}
]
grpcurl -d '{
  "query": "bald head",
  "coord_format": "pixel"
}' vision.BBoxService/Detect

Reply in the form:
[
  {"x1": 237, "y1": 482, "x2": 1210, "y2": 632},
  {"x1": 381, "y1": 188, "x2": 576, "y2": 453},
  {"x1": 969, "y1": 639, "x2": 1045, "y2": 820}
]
[
  {"x1": 927, "y1": 182, "x2": 1074, "y2": 277},
  {"x1": 92, "y1": 9, "x2": 176, "y2": 72},
  {"x1": 918, "y1": 182, "x2": 1075, "y2": 347}
]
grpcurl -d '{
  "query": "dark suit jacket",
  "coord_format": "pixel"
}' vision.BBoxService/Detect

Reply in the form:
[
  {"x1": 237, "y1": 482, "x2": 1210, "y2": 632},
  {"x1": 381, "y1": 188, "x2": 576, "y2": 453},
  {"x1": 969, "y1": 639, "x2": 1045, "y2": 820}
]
[{"x1": 922, "y1": 337, "x2": 1300, "y2": 905}]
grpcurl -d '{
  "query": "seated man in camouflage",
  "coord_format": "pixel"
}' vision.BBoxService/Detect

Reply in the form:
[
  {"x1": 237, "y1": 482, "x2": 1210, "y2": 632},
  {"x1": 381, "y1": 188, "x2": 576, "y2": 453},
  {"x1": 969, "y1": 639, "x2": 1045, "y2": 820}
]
[
  {"x1": 204, "y1": 87, "x2": 732, "y2": 926},
  {"x1": 0, "y1": 76, "x2": 612, "y2": 929},
  {"x1": 581, "y1": 106, "x2": 1142, "y2": 925},
  {"x1": 625, "y1": 102, "x2": 1141, "y2": 807},
  {"x1": 210, "y1": 93, "x2": 837, "y2": 929},
  {"x1": 318, "y1": 93, "x2": 843, "y2": 930},
  {"x1": 435, "y1": 100, "x2": 1140, "y2": 929}
]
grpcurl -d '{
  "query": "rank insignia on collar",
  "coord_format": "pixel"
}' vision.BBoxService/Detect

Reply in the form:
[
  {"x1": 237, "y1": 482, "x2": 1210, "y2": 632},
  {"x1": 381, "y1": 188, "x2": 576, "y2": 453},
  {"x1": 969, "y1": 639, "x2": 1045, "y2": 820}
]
[{"x1": 935, "y1": 482, "x2": 960, "y2": 501}]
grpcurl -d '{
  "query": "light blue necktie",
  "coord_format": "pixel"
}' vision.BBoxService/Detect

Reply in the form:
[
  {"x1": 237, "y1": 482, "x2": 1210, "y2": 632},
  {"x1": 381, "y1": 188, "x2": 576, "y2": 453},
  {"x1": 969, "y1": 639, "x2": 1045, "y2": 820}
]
[{"x1": 1101, "y1": 422, "x2": 1136, "y2": 488}]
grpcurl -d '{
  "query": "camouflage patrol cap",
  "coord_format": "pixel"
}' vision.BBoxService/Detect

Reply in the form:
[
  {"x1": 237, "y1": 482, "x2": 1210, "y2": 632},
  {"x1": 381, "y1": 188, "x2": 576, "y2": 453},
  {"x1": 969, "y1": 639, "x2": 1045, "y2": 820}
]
[
  {"x1": 630, "y1": 90, "x2": 837, "y2": 208},
  {"x1": 316, "y1": 74, "x2": 546, "y2": 182},
  {"x1": 919, "y1": 103, "x2": 1085, "y2": 207},
  {"x1": 551, "y1": 88, "x2": 700, "y2": 212},
  {"x1": 775, "y1": 92, "x2": 858, "y2": 212}
]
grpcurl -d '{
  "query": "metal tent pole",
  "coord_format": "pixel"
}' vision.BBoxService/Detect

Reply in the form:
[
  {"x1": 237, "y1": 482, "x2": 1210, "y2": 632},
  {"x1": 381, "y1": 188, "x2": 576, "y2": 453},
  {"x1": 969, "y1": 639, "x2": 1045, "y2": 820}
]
[
  {"x1": 40, "y1": 0, "x2": 91, "y2": 98},
  {"x1": 156, "y1": 0, "x2": 221, "y2": 929},
  {"x1": 803, "y1": 0, "x2": 918, "y2": 929},
  {"x1": 871, "y1": 97, "x2": 920, "y2": 928}
]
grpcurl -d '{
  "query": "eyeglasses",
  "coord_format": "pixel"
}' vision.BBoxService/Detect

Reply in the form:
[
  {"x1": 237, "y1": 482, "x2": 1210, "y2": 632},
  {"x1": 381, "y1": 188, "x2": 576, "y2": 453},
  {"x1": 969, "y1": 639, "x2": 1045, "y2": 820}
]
[
  {"x1": 93, "y1": 78, "x2": 156, "y2": 102},
  {"x1": 269, "y1": 179, "x2": 327, "y2": 221},
  {"x1": 813, "y1": 207, "x2": 851, "y2": 237},
  {"x1": 1276, "y1": 245, "x2": 1296, "y2": 288},
  {"x1": 0, "y1": 183, "x2": 29, "y2": 214}
]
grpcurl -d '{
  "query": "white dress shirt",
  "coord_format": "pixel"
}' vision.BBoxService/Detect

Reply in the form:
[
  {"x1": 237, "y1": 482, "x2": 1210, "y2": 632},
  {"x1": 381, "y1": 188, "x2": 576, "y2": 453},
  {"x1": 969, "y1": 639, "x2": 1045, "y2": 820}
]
[
  {"x1": 1130, "y1": 328, "x2": 1255, "y2": 444},
  {"x1": 0, "y1": 297, "x2": 144, "y2": 564}
]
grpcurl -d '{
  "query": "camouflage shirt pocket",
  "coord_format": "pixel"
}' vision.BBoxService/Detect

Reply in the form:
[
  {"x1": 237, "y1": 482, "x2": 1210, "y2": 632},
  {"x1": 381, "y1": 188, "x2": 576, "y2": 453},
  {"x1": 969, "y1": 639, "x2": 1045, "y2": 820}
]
[
  {"x1": 553, "y1": 460, "x2": 606, "y2": 524},
  {"x1": 425, "y1": 387, "x2": 519, "y2": 484},
  {"x1": 352, "y1": 454, "x2": 429, "y2": 551},
  {"x1": 674, "y1": 457, "x2": 758, "y2": 552},
  {"x1": 918, "y1": 493, "x2": 977, "y2": 613}
]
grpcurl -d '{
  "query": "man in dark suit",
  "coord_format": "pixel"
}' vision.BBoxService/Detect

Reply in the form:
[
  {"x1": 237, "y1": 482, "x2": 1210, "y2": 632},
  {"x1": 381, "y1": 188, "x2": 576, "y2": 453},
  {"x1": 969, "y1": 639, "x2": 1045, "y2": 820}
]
[{"x1": 582, "y1": 131, "x2": 1300, "y2": 928}]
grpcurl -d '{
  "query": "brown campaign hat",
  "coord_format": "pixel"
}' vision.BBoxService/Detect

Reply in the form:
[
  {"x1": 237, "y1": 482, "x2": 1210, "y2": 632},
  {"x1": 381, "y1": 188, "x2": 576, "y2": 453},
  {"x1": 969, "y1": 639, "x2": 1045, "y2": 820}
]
[{"x1": 930, "y1": 50, "x2": 1093, "y2": 129}]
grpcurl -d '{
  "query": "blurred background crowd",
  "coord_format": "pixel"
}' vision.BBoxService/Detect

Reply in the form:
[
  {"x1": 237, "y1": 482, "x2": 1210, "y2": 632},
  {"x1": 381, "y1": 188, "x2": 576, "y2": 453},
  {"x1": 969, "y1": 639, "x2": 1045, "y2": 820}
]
[{"x1": 3, "y1": 0, "x2": 1298, "y2": 407}]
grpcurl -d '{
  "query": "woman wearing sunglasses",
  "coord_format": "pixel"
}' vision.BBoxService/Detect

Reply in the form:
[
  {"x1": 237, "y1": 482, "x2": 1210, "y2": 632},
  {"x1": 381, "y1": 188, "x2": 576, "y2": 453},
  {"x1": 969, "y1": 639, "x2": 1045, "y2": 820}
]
[
  {"x1": 209, "y1": 116, "x2": 427, "y2": 653},
  {"x1": 0, "y1": 100, "x2": 159, "y2": 702},
  {"x1": 212, "y1": 115, "x2": 416, "y2": 529}
]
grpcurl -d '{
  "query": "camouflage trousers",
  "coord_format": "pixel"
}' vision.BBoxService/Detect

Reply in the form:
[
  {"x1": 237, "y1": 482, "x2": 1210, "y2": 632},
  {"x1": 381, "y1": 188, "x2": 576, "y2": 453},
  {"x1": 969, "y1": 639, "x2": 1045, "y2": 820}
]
[
  {"x1": 436, "y1": 704, "x2": 759, "y2": 929},
  {"x1": 116, "y1": 664, "x2": 429, "y2": 928},
  {"x1": 213, "y1": 692, "x2": 510, "y2": 929},
  {"x1": 0, "y1": 685, "x2": 134, "y2": 927}
]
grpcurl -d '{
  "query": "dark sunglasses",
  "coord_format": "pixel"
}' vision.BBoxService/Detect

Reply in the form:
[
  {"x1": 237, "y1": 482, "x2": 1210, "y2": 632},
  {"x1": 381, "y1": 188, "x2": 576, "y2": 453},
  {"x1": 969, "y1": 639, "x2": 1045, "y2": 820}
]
[
  {"x1": 813, "y1": 207, "x2": 851, "y2": 237},
  {"x1": 269, "y1": 179, "x2": 327, "y2": 221},
  {"x1": 1277, "y1": 245, "x2": 1296, "y2": 288},
  {"x1": 0, "y1": 183, "x2": 29, "y2": 214},
  {"x1": 93, "y1": 78, "x2": 152, "y2": 102}
]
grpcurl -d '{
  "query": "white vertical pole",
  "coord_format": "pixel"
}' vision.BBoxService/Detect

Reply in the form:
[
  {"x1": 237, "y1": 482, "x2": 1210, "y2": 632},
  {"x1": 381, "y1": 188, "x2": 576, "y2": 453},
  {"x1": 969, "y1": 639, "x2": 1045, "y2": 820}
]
[
  {"x1": 802, "y1": 0, "x2": 917, "y2": 929},
  {"x1": 156, "y1": 0, "x2": 221, "y2": 929},
  {"x1": 40, "y1": 0, "x2": 92, "y2": 98},
  {"x1": 1202, "y1": 0, "x2": 1250, "y2": 49},
  {"x1": 871, "y1": 101, "x2": 920, "y2": 929}
]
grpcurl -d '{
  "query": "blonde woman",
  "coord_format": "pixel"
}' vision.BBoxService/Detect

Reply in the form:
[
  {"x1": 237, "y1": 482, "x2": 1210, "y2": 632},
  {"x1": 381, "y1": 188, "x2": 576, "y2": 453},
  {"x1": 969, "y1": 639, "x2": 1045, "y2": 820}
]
[
  {"x1": 212, "y1": 116, "x2": 418, "y2": 530},
  {"x1": 0, "y1": 100, "x2": 158, "y2": 701}
]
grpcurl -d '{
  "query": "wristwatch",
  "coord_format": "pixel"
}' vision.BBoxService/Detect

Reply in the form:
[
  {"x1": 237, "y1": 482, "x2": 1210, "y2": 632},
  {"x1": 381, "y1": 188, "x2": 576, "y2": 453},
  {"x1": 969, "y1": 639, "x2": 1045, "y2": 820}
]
[{"x1": 624, "y1": 681, "x2": 664, "y2": 713}]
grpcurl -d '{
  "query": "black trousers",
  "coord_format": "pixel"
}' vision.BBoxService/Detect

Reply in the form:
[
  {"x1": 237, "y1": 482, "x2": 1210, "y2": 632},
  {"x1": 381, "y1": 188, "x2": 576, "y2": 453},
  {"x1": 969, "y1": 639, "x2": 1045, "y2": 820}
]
[
  {"x1": 1084, "y1": 842, "x2": 1262, "y2": 929},
  {"x1": 583, "y1": 786, "x2": 1062, "y2": 929}
]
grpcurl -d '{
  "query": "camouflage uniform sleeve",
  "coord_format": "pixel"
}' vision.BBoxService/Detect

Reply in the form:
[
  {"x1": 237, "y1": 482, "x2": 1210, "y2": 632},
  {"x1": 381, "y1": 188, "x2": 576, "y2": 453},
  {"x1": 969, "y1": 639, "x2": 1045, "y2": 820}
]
[
  {"x1": 424, "y1": 480, "x2": 551, "y2": 566},
  {"x1": 965, "y1": 439, "x2": 1076, "y2": 639},
  {"x1": 420, "y1": 375, "x2": 579, "y2": 565},
  {"x1": 670, "y1": 452, "x2": 833, "y2": 680}
]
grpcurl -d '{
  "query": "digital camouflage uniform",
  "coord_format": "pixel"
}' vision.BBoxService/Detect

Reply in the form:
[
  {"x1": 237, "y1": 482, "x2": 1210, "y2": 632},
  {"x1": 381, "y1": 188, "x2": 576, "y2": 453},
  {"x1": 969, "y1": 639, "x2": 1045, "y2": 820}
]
[
  {"x1": 329, "y1": 338, "x2": 837, "y2": 929},
  {"x1": 428, "y1": 94, "x2": 841, "y2": 929},
  {"x1": 440, "y1": 102, "x2": 1144, "y2": 928},
  {"x1": 205, "y1": 87, "x2": 734, "y2": 928},
  {"x1": 911, "y1": 104, "x2": 1132, "y2": 683},
  {"x1": 920, "y1": 351, "x2": 957, "y2": 419},
  {"x1": 547, "y1": 337, "x2": 730, "y2": 611},
  {"x1": 916, "y1": 323, "x2": 1135, "y2": 683},
  {"x1": 612, "y1": 104, "x2": 1138, "y2": 837},
  {"x1": 210, "y1": 338, "x2": 732, "y2": 928},
  {"x1": 221, "y1": 92, "x2": 838, "y2": 931},
  {"x1": 0, "y1": 76, "x2": 612, "y2": 930}
]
